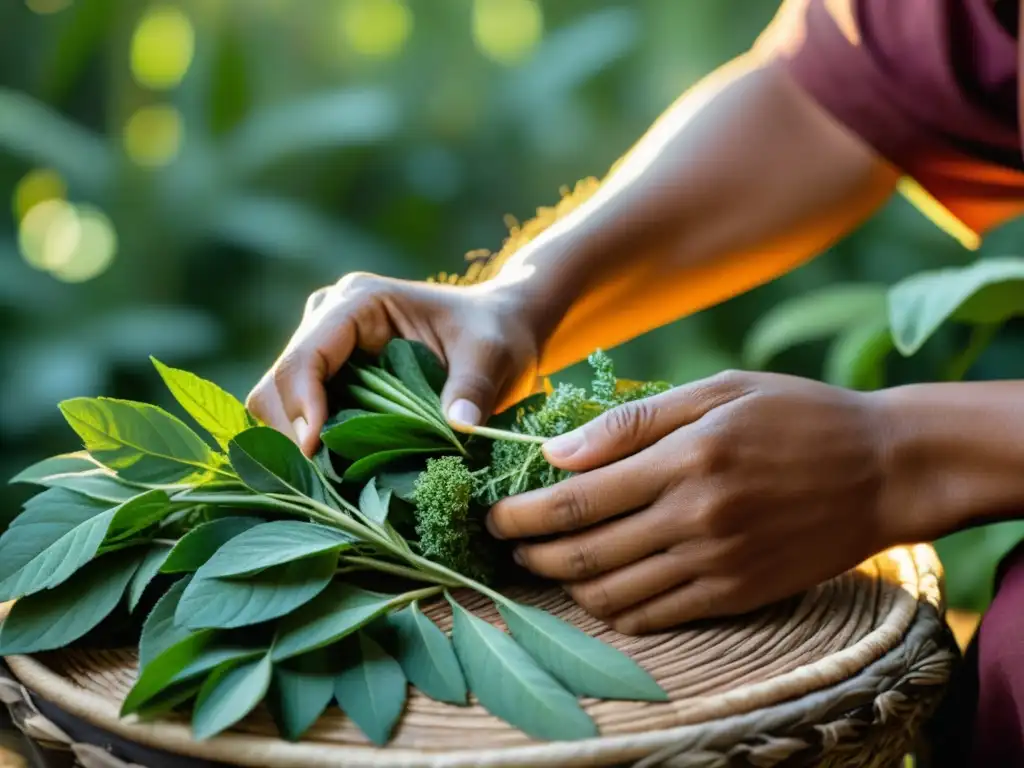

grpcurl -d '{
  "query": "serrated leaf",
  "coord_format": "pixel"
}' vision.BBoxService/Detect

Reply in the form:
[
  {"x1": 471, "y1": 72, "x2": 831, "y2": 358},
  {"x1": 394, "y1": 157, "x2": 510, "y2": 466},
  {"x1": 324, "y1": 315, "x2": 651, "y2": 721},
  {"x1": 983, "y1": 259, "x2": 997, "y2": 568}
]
[
  {"x1": 152, "y1": 358, "x2": 256, "y2": 450},
  {"x1": 742, "y1": 284, "x2": 888, "y2": 369},
  {"x1": 267, "y1": 651, "x2": 338, "y2": 741},
  {"x1": 0, "y1": 552, "x2": 143, "y2": 654},
  {"x1": 176, "y1": 551, "x2": 337, "y2": 630},
  {"x1": 0, "y1": 489, "x2": 167, "y2": 600},
  {"x1": 358, "y1": 478, "x2": 390, "y2": 526},
  {"x1": 197, "y1": 521, "x2": 352, "y2": 578},
  {"x1": 383, "y1": 338, "x2": 443, "y2": 406},
  {"x1": 160, "y1": 517, "x2": 264, "y2": 574},
  {"x1": 128, "y1": 544, "x2": 172, "y2": 612},
  {"x1": 272, "y1": 583, "x2": 397, "y2": 661},
  {"x1": 824, "y1": 318, "x2": 894, "y2": 390},
  {"x1": 228, "y1": 426, "x2": 330, "y2": 503},
  {"x1": 888, "y1": 257, "x2": 1024, "y2": 355},
  {"x1": 447, "y1": 597, "x2": 597, "y2": 741},
  {"x1": 58, "y1": 397, "x2": 226, "y2": 484},
  {"x1": 139, "y1": 576, "x2": 194, "y2": 668},
  {"x1": 321, "y1": 413, "x2": 449, "y2": 460},
  {"x1": 334, "y1": 633, "x2": 406, "y2": 746},
  {"x1": 9, "y1": 452, "x2": 102, "y2": 485},
  {"x1": 497, "y1": 601, "x2": 666, "y2": 701},
  {"x1": 192, "y1": 654, "x2": 273, "y2": 740},
  {"x1": 375, "y1": 601, "x2": 466, "y2": 704},
  {"x1": 343, "y1": 448, "x2": 446, "y2": 484}
]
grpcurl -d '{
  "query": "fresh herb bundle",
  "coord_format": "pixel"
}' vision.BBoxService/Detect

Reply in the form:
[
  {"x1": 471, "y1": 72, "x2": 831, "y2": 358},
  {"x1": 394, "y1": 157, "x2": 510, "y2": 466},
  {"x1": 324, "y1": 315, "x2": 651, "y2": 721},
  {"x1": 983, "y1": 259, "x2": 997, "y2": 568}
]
[{"x1": 0, "y1": 341, "x2": 669, "y2": 745}]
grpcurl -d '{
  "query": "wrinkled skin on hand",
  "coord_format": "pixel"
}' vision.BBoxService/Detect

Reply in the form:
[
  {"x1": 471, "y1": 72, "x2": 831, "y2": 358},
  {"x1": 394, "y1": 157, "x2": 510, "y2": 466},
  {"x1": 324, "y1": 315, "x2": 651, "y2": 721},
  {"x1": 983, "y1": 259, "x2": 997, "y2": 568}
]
[
  {"x1": 246, "y1": 273, "x2": 542, "y2": 455},
  {"x1": 487, "y1": 370, "x2": 909, "y2": 635}
]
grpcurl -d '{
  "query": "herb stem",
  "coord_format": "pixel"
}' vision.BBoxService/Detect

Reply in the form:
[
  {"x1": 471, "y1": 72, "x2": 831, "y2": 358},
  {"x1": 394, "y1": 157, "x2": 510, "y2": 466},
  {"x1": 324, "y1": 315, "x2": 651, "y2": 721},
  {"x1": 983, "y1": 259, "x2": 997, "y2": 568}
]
[
  {"x1": 450, "y1": 423, "x2": 547, "y2": 445},
  {"x1": 387, "y1": 585, "x2": 445, "y2": 609},
  {"x1": 339, "y1": 556, "x2": 460, "y2": 587}
]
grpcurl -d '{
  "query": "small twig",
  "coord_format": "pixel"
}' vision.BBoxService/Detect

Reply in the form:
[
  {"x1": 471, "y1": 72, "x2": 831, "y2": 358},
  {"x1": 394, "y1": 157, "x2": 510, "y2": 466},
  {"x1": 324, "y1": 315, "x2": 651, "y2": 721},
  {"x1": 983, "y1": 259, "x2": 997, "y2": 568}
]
[{"x1": 450, "y1": 423, "x2": 547, "y2": 445}]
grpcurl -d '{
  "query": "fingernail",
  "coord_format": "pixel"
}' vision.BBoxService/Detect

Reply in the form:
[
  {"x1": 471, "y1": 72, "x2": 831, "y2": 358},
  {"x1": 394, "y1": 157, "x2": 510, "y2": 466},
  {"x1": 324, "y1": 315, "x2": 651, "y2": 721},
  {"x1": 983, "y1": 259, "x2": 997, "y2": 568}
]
[
  {"x1": 485, "y1": 513, "x2": 504, "y2": 539},
  {"x1": 513, "y1": 548, "x2": 524, "y2": 566},
  {"x1": 543, "y1": 430, "x2": 583, "y2": 461},
  {"x1": 291, "y1": 416, "x2": 309, "y2": 447},
  {"x1": 448, "y1": 399, "x2": 482, "y2": 427}
]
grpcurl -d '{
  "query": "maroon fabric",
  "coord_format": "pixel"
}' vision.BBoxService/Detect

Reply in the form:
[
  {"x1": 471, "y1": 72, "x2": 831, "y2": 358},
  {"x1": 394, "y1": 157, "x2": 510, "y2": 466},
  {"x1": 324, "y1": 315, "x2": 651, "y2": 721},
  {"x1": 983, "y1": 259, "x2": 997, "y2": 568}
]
[{"x1": 972, "y1": 543, "x2": 1024, "y2": 765}]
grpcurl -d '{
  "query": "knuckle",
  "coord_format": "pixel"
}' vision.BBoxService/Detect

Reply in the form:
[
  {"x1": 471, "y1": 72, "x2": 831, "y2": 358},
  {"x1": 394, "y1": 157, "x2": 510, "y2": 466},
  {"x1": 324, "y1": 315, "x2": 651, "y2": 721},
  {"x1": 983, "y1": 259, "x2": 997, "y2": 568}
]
[
  {"x1": 551, "y1": 485, "x2": 591, "y2": 531},
  {"x1": 604, "y1": 400, "x2": 655, "y2": 445},
  {"x1": 689, "y1": 431, "x2": 731, "y2": 474},
  {"x1": 709, "y1": 368, "x2": 747, "y2": 390},
  {"x1": 571, "y1": 582, "x2": 614, "y2": 618},
  {"x1": 304, "y1": 286, "x2": 332, "y2": 316},
  {"x1": 564, "y1": 540, "x2": 601, "y2": 579}
]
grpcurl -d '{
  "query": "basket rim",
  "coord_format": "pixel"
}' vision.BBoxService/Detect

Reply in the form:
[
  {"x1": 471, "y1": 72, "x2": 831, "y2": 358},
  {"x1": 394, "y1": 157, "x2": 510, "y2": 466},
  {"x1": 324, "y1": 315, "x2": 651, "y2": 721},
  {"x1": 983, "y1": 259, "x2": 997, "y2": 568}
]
[{"x1": 2, "y1": 544, "x2": 944, "y2": 768}]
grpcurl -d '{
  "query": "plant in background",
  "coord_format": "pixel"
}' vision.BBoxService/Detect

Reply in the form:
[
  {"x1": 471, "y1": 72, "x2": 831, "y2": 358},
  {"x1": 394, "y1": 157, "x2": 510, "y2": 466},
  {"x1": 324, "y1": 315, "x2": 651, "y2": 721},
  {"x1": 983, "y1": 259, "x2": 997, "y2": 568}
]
[
  {"x1": 742, "y1": 256, "x2": 1024, "y2": 611},
  {"x1": 0, "y1": 339, "x2": 668, "y2": 746}
]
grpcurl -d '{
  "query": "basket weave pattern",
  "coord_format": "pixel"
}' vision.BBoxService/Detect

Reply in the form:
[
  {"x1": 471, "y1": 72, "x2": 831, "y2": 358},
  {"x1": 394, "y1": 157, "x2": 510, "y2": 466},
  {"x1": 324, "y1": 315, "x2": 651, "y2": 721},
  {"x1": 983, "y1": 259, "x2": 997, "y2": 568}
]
[{"x1": 1, "y1": 545, "x2": 957, "y2": 767}]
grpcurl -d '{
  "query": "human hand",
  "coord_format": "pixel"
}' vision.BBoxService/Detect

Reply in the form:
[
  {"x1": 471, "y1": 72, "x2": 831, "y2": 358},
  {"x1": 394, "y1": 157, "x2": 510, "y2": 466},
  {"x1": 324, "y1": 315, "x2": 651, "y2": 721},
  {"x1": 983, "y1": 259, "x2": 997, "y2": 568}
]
[
  {"x1": 246, "y1": 273, "x2": 544, "y2": 456},
  {"x1": 486, "y1": 371, "x2": 911, "y2": 634}
]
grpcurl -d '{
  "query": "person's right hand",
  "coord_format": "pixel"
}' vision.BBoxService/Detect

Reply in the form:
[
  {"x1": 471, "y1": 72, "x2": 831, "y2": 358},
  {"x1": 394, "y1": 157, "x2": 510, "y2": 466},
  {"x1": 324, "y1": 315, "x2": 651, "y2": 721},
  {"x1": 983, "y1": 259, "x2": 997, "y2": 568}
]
[{"x1": 246, "y1": 272, "x2": 544, "y2": 456}]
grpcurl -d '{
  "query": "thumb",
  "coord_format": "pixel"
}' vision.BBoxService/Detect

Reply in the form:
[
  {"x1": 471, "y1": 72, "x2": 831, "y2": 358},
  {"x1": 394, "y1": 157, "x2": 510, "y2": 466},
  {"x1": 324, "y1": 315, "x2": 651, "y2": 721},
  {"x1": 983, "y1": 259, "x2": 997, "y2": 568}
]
[{"x1": 441, "y1": 342, "x2": 510, "y2": 429}]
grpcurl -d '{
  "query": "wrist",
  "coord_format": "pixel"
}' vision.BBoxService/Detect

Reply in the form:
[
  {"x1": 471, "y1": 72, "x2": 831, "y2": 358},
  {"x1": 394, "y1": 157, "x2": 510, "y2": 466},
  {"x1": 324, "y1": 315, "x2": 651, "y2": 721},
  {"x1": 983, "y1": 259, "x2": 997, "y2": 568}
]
[{"x1": 868, "y1": 383, "x2": 1024, "y2": 543}]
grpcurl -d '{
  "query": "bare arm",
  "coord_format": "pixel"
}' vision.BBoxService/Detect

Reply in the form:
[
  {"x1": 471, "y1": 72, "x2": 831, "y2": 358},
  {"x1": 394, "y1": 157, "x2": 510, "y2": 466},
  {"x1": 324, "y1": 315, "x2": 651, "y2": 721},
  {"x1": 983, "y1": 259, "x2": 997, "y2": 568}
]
[{"x1": 489, "y1": 54, "x2": 899, "y2": 379}]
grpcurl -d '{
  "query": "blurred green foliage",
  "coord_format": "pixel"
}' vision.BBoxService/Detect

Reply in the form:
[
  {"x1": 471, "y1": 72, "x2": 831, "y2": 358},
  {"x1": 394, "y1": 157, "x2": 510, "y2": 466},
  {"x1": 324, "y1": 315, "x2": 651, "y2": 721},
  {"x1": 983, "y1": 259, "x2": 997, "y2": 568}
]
[{"x1": 2, "y1": 0, "x2": 1022, "y2": 611}]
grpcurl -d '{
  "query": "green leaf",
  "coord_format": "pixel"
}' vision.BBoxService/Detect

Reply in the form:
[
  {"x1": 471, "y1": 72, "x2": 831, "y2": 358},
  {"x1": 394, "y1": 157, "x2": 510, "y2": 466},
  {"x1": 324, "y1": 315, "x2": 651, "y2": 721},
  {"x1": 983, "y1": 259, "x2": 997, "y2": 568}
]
[
  {"x1": 161, "y1": 517, "x2": 264, "y2": 574},
  {"x1": 123, "y1": 628, "x2": 216, "y2": 715},
  {"x1": 196, "y1": 521, "x2": 352, "y2": 578},
  {"x1": 134, "y1": 681, "x2": 203, "y2": 720},
  {"x1": 0, "y1": 489, "x2": 166, "y2": 600},
  {"x1": 106, "y1": 489, "x2": 173, "y2": 541},
  {"x1": 176, "y1": 551, "x2": 337, "y2": 630},
  {"x1": 823, "y1": 318, "x2": 894, "y2": 390},
  {"x1": 384, "y1": 338, "x2": 443, "y2": 405},
  {"x1": 152, "y1": 358, "x2": 256, "y2": 450},
  {"x1": 374, "y1": 469, "x2": 420, "y2": 503},
  {"x1": 447, "y1": 597, "x2": 597, "y2": 741},
  {"x1": 192, "y1": 653, "x2": 273, "y2": 740},
  {"x1": 267, "y1": 651, "x2": 338, "y2": 741},
  {"x1": 343, "y1": 448, "x2": 447, "y2": 484},
  {"x1": 58, "y1": 397, "x2": 225, "y2": 484},
  {"x1": 128, "y1": 544, "x2": 173, "y2": 611},
  {"x1": 334, "y1": 633, "x2": 406, "y2": 746},
  {"x1": 353, "y1": 368, "x2": 448, "y2": 430},
  {"x1": 228, "y1": 426, "x2": 329, "y2": 503},
  {"x1": 742, "y1": 284, "x2": 888, "y2": 368},
  {"x1": 375, "y1": 601, "x2": 466, "y2": 704},
  {"x1": 16, "y1": 469, "x2": 142, "y2": 504},
  {"x1": 321, "y1": 413, "x2": 449, "y2": 460},
  {"x1": 497, "y1": 601, "x2": 666, "y2": 701},
  {"x1": 0, "y1": 552, "x2": 143, "y2": 654},
  {"x1": 358, "y1": 478, "x2": 390, "y2": 526},
  {"x1": 272, "y1": 583, "x2": 397, "y2": 662},
  {"x1": 888, "y1": 257, "x2": 1024, "y2": 355},
  {"x1": 139, "y1": 577, "x2": 194, "y2": 668},
  {"x1": 9, "y1": 452, "x2": 102, "y2": 485}
]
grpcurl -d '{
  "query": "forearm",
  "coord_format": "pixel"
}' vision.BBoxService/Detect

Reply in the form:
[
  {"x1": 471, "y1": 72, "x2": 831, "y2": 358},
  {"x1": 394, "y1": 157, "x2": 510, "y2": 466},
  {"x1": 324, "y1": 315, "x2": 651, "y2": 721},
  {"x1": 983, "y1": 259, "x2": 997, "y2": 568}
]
[
  {"x1": 488, "y1": 55, "x2": 897, "y2": 376},
  {"x1": 874, "y1": 381, "x2": 1024, "y2": 542}
]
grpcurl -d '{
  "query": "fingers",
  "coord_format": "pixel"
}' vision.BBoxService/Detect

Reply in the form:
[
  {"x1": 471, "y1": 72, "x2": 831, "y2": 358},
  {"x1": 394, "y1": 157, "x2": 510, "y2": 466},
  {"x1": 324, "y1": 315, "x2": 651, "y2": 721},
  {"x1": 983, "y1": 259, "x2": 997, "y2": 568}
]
[
  {"x1": 245, "y1": 376, "x2": 299, "y2": 443},
  {"x1": 608, "y1": 577, "x2": 735, "y2": 634},
  {"x1": 486, "y1": 452, "x2": 665, "y2": 539},
  {"x1": 542, "y1": 371, "x2": 752, "y2": 471},
  {"x1": 512, "y1": 502, "x2": 681, "y2": 581},
  {"x1": 441, "y1": 333, "x2": 512, "y2": 428},
  {"x1": 565, "y1": 547, "x2": 699, "y2": 619}
]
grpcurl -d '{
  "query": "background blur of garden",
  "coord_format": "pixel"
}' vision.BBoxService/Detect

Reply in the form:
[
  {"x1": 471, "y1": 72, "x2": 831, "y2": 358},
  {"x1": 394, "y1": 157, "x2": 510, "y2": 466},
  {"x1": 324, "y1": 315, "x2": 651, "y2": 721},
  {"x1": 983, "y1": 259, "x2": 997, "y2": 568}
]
[{"x1": 3, "y1": 0, "x2": 1024, "y2": 613}]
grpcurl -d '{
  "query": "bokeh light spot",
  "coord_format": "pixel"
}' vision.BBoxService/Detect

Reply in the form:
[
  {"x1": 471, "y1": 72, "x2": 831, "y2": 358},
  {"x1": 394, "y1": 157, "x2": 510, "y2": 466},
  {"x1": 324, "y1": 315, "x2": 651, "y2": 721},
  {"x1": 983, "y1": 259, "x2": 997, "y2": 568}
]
[
  {"x1": 339, "y1": 0, "x2": 412, "y2": 59},
  {"x1": 472, "y1": 0, "x2": 542, "y2": 65},
  {"x1": 130, "y1": 5, "x2": 195, "y2": 90},
  {"x1": 13, "y1": 168, "x2": 67, "y2": 223},
  {"x1": 26, "y1": 0, "x2": 72, "y2": 14},
  {"x1": 18, "y1": 200, "x2": 116, "y2": 282},
  {"x1": 124, "y1": 105, "x2": 184, "y2": 167}
]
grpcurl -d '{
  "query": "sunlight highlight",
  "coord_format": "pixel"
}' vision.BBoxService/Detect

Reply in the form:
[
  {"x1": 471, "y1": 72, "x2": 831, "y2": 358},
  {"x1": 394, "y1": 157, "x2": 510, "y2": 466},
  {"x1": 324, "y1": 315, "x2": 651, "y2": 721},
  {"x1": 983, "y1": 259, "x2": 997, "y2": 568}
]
[
  {"x1": 339, "y1": 0, "x2": 412, "y2": 59},
  {"x1": 131, "y1": 5, "x2": 196, "y2": 90},
  {"x1": 472, "y1": 0, "x2": 542, "y2": 65},
  {"x1": 124, "y1": 105, "x2": 184, "y2": 167},
  {"x1": 13, "y1": 168, "x2": 67, "y2": 223}
]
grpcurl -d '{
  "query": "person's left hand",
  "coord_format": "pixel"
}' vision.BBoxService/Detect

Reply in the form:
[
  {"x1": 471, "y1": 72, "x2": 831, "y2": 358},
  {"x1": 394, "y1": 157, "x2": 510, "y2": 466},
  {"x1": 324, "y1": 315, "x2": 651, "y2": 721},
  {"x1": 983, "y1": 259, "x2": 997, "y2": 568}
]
[{"x1": 486, "y1": 370, "x2": 912, "y2": 634}]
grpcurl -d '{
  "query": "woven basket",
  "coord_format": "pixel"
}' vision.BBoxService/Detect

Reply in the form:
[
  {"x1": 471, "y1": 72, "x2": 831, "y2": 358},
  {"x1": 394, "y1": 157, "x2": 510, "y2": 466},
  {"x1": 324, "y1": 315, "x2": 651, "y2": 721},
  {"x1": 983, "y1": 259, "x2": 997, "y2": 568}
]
[{"x1": 0, "y1": 544, "x2": 958, "y2": 768}]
